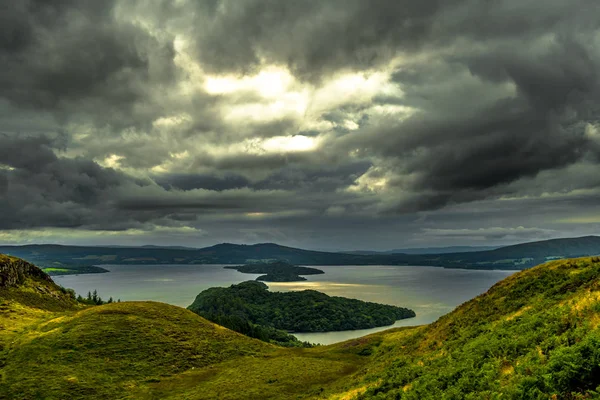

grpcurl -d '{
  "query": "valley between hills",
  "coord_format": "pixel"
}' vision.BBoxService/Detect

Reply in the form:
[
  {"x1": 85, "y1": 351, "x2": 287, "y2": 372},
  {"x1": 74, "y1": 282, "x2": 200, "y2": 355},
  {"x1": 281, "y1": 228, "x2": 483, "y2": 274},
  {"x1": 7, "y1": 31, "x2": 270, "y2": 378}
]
[{"x1": 1, "y1": 253, "x2": 600, "y2": 399}]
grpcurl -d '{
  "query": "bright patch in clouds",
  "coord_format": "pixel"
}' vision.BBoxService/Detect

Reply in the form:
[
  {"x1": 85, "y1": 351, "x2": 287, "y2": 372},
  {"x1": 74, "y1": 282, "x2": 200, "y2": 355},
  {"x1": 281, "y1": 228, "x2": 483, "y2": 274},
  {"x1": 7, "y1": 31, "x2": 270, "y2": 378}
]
[
  {"x1": 262, "y1": 135, "x2": 317, "y2": 152},
  {"x1": 208, "y1": 135, "x2": 319, "y2": 156},
  {"x1": 348, "y1": 167, "x2": 390, "y2": 193},
  {"x1": 310, "y1": 71, "x2": 400, "y2": 113},
  {"x1": 153, "y1": 114, "x2": 192, "y2": 128},
  {"x1": 101, "y1": 154, "x2": 124, "y2": 169},
  {"x1": 204, "y1": 66, "x2": 295, "y2": 98},
  {"x1": 204, "y1": 65, "x2": 407, "y2": 126},
  {"x1": 222, "y1": 97, "x2": 307, "y2": 122}
]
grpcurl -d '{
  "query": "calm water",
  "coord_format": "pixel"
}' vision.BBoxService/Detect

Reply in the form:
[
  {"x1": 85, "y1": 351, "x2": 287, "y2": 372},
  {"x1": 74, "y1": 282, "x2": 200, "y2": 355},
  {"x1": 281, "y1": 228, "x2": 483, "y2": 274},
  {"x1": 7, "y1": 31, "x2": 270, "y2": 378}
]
[{"x1": 54, "y1": 264, "x2": 515, "y2": 345}]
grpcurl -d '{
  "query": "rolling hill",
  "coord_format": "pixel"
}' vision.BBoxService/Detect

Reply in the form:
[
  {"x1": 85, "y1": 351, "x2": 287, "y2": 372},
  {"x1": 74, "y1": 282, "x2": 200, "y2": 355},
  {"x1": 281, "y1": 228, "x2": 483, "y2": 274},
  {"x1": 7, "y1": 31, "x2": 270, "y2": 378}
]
[
  {"x1": 0, "y1": 242, "x2": 417, "y2": 269},
  {"x1": 0, "y1": 255, "x2": 367, "y2": 399},
  {"x1": 2, "y1": 253, "x2": 600, "y2": 398},
  {"x1": 431, "y1": 235, "x2": 600, "y2": 269}
]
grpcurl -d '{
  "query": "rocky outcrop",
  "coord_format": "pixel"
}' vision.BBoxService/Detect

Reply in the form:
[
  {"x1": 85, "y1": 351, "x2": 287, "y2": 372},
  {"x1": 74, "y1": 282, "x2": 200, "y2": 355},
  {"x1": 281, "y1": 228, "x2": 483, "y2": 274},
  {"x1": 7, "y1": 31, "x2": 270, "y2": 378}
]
[{"x1": 0, "y1": 255, "x2": 53, "y2": 288}]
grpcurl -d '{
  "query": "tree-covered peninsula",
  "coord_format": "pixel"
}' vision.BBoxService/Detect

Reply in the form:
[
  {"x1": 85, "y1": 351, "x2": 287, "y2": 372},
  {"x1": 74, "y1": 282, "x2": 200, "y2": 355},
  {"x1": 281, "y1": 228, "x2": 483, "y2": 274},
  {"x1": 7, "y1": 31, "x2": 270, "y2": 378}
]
[{"x1": 188, "y1": 280, "x2": 415, "y2": 334}]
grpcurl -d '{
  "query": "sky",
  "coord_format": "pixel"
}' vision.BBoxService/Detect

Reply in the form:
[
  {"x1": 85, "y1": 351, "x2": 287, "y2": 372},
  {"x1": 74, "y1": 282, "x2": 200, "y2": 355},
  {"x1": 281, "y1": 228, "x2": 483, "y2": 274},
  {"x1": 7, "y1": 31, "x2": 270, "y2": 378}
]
[{"x1": 1, "y1": 0, "x2": 600, "y2": 251}]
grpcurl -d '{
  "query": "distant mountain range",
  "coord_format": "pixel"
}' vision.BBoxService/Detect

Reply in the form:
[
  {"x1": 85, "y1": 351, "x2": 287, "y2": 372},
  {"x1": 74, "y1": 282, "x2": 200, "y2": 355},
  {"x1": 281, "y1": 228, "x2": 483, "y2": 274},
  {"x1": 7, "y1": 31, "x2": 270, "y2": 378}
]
[
  {"x1": 2, "y1": 236, "x2": 600, "y2": 272},
  {"x1": 348, "y1": 245, "x2": 499, "y2": 255}
]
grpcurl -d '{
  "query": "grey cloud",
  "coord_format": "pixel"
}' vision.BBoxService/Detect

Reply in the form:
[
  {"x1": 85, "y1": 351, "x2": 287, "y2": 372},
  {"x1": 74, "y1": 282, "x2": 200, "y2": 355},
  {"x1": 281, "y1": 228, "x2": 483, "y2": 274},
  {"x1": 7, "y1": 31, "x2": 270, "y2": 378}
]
[
  {"x1": 192, "y1": 151, "x2": 313, "y2": 171},
  {"x1": 0, "y1": 134, "x2": 314, "y2": 230},
  {"x1": 0, "y1": 171, "x2": 7, "y2": 195},
  {"x1": 0, "y1": 134, "x2": 133, "y2": 229},
  {"x1": 155, "y1": 173, "x2": 251, "y2": 192},
  {"x1": 153, "y1": 159, "x2": 371, "y2": 196},
  {"x1": 252, "y1": 161, "x2": 372, "y2": 192},
  {"x1": 116, "y1": 196, "x2": 244, "y2": 211},
  {"x1": 181, "y1": 0, "x2": 598, "y2": 82},
  {"x1": 2, "y1": 0, "x2": 600, "y2": 249},
  {"x1": 341, "y1": 20, "x2": 600, "y2": 213},
  {"x1": 421, "y1": 227, "x2": 557, "y2": 240},
  {"x1": 0, "y1": 0, "x2": 177, "y2": 130},
  {"x1": 184, "y1": 0, "x2": 455, "y2": 80}
]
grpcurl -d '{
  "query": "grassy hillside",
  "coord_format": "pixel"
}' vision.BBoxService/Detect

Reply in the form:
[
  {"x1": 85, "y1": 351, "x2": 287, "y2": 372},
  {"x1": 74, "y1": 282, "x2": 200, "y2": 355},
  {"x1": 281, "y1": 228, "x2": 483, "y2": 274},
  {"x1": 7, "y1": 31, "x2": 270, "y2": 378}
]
[
  {"x1": 2, "y1": 254, "x2": 600, "y2": 398},
  {"x1": 0, "y1": 254, "x2": 79, "y2": 312},
  {"x1": 0, "y1": 255, "x2": 369, "y2": 399},
  {"x1": 336, "y1": 256, "x2": 600, "y2": 399}
]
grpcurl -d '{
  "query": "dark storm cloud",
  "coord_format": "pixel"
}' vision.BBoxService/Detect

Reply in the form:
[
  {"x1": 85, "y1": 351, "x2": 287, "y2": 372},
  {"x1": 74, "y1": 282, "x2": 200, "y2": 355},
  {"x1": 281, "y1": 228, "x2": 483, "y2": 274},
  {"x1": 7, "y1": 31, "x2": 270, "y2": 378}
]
[
  {"x1": 154, "y1": 160, "x2": 371, "y2": 195},
  {"x1": 338, "y1": 12, "x2": 600, "y2": 212},
  {"x1": 176, "y1": 0, "x2": 600, "y2": 210},
  {"x1": 0, "y1": 134, "x2": 310, "y2": 230},
  {"x1": 183, "y1": 0, "x2": 597, "y2": 81},
  {"x1": 187, "y1": 0, "x2": 453, "y2": 80},
  {"x1": 0, "y1": 171, "x2": 8, "y2": 195},
  {"x1": 0, "y1": 0, "x2": 176, "y2": 129},
  {"x1": 251, "y1": 161, "x2": 372, "y2": 191},
  {"x1": 2, "y1": 0, "x2": 600, "y2": 248},
  {"x1": 0, "y1": 134, "x2": 135, "y2": 229},
  {"x1": 116, "y1": 196, "x2": 243, "y2": 211},
  {"x1": 155, "y1": 173, "x2": 251, "y2": 192}
]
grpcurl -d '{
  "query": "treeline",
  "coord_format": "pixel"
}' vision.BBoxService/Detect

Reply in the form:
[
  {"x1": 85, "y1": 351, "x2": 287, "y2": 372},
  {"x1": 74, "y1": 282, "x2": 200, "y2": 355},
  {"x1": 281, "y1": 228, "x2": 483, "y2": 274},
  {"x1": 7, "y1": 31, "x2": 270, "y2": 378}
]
[
  {"x1": 76, "y1": 289, "x2": 120, "y2": 305},
  {"x1": 188, "y1": 281, "x2": 415, "y2": 337},
  {"x1": 202, "y1": 312, "x2": 313, "y2": 348}
]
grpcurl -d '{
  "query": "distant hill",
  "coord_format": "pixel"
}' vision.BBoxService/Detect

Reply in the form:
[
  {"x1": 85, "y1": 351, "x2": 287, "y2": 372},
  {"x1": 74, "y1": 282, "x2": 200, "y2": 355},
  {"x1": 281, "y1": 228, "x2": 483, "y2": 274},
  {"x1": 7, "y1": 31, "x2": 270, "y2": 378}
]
[
  {"x1": 2, "y1": 254, "x2": 600, "y2": 398},
  {"x1": 2, "y1": 235, "x2": 600, "y2": 273},
  {"x1": 140, "y1": 244, "x2": 198, "y2": 250},
  {"x1": 433, "y1": 235, "x2": 600, "y2": 269},
  {"x1": 480, "y1": 235, "x2": 600, "y2": 258},
  {"x1": 350, "y1": 245, "x2": 499, "y2": 255},
  {"x1": 0, "y1": 242, "x2": 423, "y2": 271}
]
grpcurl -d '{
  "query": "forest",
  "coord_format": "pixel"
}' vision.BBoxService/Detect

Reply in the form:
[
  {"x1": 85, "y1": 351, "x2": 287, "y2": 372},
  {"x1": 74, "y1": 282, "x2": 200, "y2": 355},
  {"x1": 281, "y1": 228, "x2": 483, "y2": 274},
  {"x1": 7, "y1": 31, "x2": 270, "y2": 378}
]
[{"x1": 187, "y1": 280, "x2": 415, "y2": 334}]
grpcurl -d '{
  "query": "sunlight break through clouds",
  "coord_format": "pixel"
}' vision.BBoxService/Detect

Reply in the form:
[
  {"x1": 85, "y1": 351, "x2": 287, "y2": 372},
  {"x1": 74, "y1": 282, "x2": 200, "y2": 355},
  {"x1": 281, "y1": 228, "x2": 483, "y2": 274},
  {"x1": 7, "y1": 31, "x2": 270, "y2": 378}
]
[{"x1": 1, "y1": 0, "x2": 600, "y2": 249}]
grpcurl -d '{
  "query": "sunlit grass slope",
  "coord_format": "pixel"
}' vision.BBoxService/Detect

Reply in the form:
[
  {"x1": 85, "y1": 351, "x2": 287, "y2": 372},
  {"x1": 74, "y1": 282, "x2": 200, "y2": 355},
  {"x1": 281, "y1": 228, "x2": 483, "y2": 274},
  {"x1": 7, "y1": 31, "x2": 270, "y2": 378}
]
[
  {"x1": 0, "y1": 255, "x2": 369, "y2": 400},
  {"x1": 1, "y1": 301, "x2": 281, "y2": 399},
  {"x1": 1, "y1": 300, "x2": 371, "y2": 400},
  {"x1": 337, "y1": 257, "x2": 600, "y2": 399}
]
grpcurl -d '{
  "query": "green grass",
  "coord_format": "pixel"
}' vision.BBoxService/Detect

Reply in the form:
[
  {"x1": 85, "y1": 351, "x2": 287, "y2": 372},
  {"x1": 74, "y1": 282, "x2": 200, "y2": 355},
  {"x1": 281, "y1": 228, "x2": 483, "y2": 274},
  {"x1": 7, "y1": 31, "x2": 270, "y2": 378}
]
[
  {"x1": 41, "y1": 265, "x2": 110, "y2": 276},
  {"x1": 342, "y1": 257, "x2": 600, "y2": 399},
  {"x1": 42, "y1": 267, "x2": 71, "y2": 273},
  {"x1": 0, "y1": 300, "x2": 369, "y2": 399},
  {"x1": 1, "y1": 302, "x2": 275, "y2": 399},
  {"x1": 2, "y1": 255, "x2": 600, "y2": 399}
]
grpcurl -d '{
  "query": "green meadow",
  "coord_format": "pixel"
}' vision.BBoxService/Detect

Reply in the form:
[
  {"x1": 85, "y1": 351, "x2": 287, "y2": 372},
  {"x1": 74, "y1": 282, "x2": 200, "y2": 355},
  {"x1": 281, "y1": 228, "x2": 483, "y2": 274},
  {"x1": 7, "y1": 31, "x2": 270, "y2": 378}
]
[{"x1": 2, "y1": 254, "x2": 600, "y2": 399}]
